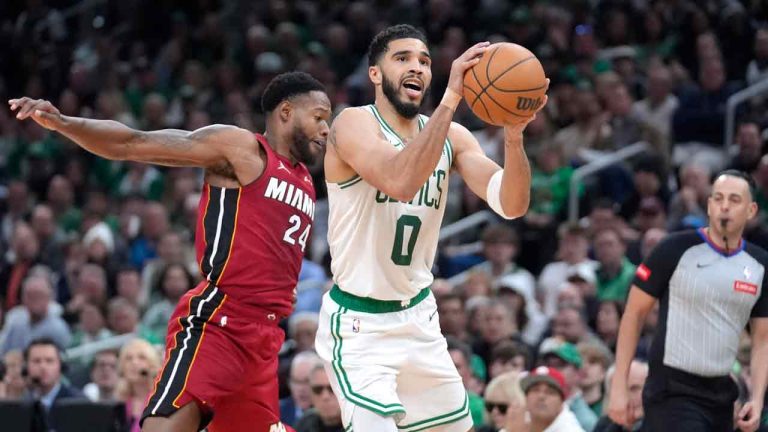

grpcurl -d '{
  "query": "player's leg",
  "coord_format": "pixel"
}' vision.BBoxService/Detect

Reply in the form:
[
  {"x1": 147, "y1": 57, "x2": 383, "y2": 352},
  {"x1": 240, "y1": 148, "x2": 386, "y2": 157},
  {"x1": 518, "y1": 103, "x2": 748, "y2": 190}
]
[
  {"x1": 140, "y1": 283, "x2": 236, "y2": 430},
  {"x1": 206, "y1": 322, "x2": 287, "y2": 432},
  {"x1": 315, "y1": 296, "x2": 408, "y2": 430},
  {"x1": 396, "y1": 294, "x2": 473, "y2": 432},
  {"x1": 141, "y1": 403, "x2": 201, "y2": 432}
]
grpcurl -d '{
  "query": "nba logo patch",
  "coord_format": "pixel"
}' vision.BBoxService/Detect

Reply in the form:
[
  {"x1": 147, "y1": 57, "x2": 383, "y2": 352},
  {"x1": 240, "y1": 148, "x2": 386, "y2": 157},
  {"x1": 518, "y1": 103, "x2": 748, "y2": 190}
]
[
  {"x1": 744, "y1": 266, "x2": 752, "y2": 280},
  {"x1": 352, "y1": 318, "x2": 361, "y2": 333}
]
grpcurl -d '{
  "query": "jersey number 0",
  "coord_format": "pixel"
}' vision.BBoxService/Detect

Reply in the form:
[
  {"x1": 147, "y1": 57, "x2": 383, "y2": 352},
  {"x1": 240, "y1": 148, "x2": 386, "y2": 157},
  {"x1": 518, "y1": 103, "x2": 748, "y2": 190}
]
[{"x1": 391, "y1": 215, "x2": 422, "y2": 265}]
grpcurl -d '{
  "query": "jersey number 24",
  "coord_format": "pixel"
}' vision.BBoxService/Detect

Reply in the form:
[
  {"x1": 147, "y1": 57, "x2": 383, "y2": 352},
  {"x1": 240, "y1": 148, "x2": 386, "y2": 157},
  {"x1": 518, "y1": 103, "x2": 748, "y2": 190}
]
[{"x1": 284, "y1": 215, "x2": 311, "y2": 252}]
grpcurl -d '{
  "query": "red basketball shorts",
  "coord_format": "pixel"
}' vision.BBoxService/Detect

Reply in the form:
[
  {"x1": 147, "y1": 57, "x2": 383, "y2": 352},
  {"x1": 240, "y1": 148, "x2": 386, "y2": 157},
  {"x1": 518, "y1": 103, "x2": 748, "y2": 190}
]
[{"x1": 141, "y1": 281, "x2": 290, "y2": 432}]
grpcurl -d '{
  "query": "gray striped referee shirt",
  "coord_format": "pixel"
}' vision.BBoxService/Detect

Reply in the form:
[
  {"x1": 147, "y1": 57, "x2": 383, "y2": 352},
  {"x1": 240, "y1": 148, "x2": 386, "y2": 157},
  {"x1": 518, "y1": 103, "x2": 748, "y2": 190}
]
[{"x1": 634, "y1": 229, "x2": 768, "y2": 377}]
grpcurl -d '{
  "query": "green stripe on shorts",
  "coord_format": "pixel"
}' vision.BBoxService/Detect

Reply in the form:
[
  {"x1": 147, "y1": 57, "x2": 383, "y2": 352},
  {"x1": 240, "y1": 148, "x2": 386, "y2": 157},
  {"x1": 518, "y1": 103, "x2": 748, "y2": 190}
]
[
  {"x1": 330, "y1": 305, "x2": 406, "y2": 416},
  {"x1": 396, "y1": 393, "x2": 469, "y2": 432}
]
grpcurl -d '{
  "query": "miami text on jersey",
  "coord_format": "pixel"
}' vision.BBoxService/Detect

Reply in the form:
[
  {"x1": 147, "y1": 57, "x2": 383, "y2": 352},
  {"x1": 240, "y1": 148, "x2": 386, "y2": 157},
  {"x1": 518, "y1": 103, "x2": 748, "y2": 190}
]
[{"x1": 264, "y1": 177, "x2": 316, "y2": 219}]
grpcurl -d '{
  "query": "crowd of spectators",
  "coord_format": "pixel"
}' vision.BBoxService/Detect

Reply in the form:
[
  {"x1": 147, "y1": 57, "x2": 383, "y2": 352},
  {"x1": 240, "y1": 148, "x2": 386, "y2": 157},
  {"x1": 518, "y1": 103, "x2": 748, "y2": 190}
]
[{"x1": 3, "y1": 0, "x2": 768, "y2": 430}]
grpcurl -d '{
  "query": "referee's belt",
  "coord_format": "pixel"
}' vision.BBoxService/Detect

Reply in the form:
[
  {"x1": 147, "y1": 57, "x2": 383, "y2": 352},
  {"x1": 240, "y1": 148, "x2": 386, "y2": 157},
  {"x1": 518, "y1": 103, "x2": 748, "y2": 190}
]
[{"x1": 330, "y1": 284, "x2": 430, "y2": 313}]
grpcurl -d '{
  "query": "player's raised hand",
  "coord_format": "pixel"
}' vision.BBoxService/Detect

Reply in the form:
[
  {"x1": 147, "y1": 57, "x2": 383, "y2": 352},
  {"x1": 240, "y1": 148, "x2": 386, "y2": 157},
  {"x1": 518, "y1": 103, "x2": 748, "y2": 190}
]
[
  {"x1": 8, "y1": 97, "x2": 65, "y2": 131},
  {"x1": 446, "y1": 42, "x2": 490, "y2": 97},
  {"x1": 503, "y1": 79, "x2": 550, "y2": 131}
]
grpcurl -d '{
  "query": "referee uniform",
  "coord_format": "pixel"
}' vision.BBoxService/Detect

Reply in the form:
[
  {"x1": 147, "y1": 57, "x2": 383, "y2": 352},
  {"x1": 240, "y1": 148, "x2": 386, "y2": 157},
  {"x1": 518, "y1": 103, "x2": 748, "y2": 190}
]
[{"x1": 632, "y1": 228, "x2": 768, "y2": 431}]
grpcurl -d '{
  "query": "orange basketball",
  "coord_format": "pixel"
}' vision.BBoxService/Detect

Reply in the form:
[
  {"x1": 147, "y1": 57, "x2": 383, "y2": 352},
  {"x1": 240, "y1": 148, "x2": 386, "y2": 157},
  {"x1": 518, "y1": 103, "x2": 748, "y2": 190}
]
[{"x1": 463, "y1": 43, "x2": 547, "y2": 126}]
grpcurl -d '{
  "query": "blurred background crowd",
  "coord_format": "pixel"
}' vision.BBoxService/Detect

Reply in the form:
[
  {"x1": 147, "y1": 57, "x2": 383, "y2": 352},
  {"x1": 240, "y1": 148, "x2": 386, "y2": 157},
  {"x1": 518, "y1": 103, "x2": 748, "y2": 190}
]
[{"x1": 2, "y1": 0, "x2": 768, "y2": 430}]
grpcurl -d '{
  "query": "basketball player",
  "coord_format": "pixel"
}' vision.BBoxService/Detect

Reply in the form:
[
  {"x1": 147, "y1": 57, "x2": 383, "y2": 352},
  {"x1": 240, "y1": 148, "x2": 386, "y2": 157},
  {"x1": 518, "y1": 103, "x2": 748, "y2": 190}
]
[
  {"x1": 9, "y1": 71, "x2": 331, "y2": 432},
  {"x1": 316, "y1": 25, "x2": 546, "y2": 431}
]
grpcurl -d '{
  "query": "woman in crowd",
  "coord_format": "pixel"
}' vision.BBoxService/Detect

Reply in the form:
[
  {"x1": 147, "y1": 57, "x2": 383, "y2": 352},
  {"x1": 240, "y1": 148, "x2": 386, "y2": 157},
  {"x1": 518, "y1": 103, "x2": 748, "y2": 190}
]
[{"x1": 116, "y1": 338, "x2": 161, "y2": 431}]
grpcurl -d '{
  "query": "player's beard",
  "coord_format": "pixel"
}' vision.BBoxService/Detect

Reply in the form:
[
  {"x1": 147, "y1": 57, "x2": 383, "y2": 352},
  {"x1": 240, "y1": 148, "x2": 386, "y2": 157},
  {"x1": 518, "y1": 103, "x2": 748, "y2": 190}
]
[
  {"x1": 290, "y1": 125, "x2": 316, "y2": 165},
  {"x1": 382, "y1": 73, "x2": 421, "y2": 119}
]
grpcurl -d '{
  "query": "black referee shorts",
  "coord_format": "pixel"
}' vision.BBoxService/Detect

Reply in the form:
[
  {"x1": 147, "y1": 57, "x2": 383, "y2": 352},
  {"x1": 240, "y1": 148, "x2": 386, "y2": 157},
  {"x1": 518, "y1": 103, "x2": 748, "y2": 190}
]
[{"x1": 641, "y1": 367, "x2": 737, "y2": 432}]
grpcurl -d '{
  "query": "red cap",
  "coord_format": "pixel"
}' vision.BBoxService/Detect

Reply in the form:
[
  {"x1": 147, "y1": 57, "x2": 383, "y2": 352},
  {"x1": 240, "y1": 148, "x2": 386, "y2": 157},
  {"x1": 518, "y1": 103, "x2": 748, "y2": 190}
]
[{"x1": 520, "y1": 366, "x2": 568, "y2": 398}]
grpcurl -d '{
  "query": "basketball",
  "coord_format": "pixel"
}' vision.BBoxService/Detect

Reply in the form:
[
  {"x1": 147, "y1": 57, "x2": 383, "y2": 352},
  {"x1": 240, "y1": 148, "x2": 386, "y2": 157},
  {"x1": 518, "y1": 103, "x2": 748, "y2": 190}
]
[{"x1": 463, "y1": 43, "x2": 547, "y2": 126}]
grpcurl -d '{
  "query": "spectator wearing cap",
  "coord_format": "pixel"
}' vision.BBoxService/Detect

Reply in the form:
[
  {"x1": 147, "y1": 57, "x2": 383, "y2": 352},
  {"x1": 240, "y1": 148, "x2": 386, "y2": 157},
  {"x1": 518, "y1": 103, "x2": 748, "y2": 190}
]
[
  {"x1": 594, "y1": 227, "x2": 636, "y2": 302},
  {"x1": 496, "y1": 273, "x2": 548, "y2": 346},
  {"x1": 469, "y1": 224, "x2": 534, "y2": 288},
  {"x1": 540, "y1": 342, "x2": 598, "y2": 431},
  {"x1": 578, "y1": 342, "x2": 615, "y2": 418},
  {"x1": 506, "y1": 366, "x2": 585, "y2": 432},
  {"x1": 478, "y1": 371, "x2": 525, "y2": 432},
  {"x1": 540, "y1": 223, "x2": 598, "y2": 318}
]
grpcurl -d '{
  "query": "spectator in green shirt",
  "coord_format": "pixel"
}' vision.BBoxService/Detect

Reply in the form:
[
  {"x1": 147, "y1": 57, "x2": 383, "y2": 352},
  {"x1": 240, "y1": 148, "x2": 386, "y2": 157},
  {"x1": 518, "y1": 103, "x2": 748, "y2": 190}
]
[
  {"x1": 447, "y1": 338, "x2": 487, "y2": 429},
  {"x1": 594, "y1": 227, "x2": 636, "y2": 302},
  {"x1": 529, "y1": 143, "x2": 575, "y2": 224}
]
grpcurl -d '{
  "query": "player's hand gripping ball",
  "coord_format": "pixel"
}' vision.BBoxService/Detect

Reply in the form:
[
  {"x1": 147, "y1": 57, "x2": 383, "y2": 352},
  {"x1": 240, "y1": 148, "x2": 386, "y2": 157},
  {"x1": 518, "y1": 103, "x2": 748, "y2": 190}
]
[{"x1": 463, "y1": 43, "x2": 547, "y2": 126}]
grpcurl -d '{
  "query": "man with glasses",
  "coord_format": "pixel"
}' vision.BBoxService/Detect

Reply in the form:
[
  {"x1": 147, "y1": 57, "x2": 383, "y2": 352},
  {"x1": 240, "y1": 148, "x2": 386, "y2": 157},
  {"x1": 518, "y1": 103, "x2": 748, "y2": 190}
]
[
  {"x1": 282, "y1": 351, "x2": 323, "y2": 427},
  {"x1": 296, "y1": 365, "x2": 343, "y2": 432},
  {"x1": 83, "y1": 350, "x2": 119, "y2": 402}
]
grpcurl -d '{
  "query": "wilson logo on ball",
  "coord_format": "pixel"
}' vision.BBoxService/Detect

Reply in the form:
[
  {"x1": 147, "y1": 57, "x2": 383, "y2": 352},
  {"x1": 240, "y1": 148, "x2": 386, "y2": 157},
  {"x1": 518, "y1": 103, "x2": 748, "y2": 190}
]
[{"x1": 516, "y1": 97, "x2": 543, "y2": 111}]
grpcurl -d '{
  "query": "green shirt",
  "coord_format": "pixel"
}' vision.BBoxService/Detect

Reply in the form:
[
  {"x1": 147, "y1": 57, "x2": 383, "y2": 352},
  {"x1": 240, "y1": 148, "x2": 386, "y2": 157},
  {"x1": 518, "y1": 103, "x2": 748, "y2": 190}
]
[
  {"x1": 597, "y1": 258, "x2": 636, "y2": 302},
  {"x1": 589, "y1": 397, "x2": 603, "y2": 418},
  {"x1": 468, "y1": 392, "x2": 486, "y2": 428},
  {"x1": 530, "y1": 166, "x2": 576, "y2": 216}
]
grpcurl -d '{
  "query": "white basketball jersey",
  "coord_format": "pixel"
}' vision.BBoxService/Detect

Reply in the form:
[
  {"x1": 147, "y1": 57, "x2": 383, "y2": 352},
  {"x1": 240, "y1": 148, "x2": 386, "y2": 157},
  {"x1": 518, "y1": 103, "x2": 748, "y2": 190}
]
[{"x1": 327, "y1": 105, "x2": 454, "y2": 300}]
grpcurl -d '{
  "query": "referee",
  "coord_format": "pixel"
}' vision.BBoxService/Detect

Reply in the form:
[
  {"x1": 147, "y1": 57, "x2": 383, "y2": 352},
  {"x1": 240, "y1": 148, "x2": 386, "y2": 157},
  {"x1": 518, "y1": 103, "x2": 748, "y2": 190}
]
[{"x1": 608, "y1": 170, "x2": 768, "y2": 432}]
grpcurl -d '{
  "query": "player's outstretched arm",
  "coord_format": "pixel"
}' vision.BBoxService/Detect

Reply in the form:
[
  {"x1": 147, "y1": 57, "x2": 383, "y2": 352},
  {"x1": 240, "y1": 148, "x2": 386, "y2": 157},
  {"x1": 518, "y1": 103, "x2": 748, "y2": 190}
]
[
  {"x1": 9, "y1": 97, "x2": 255, "y2": 171},
  {"x1": 329, "y1": 42, "x2": 489, "y2": 202},
  {"x1": 452, "y1": 86, "x2": 547, "y2": 219}
]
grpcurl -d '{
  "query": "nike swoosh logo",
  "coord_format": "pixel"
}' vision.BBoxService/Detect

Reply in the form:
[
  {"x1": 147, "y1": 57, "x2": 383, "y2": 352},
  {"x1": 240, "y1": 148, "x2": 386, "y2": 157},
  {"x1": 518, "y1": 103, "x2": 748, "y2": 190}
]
[
  {"x1": 429, "y1": 309, "x2": 438, "y2": 321},
  {"x1": 697, "y1": 263, "x2": 709, "y2": 268}
]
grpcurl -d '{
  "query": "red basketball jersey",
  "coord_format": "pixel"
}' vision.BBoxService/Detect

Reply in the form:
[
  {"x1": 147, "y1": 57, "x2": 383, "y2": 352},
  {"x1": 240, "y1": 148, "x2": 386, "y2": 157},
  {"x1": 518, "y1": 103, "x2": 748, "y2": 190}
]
[{"x1": 194, "y1": 134, "x2": 315, "y2": 317}]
